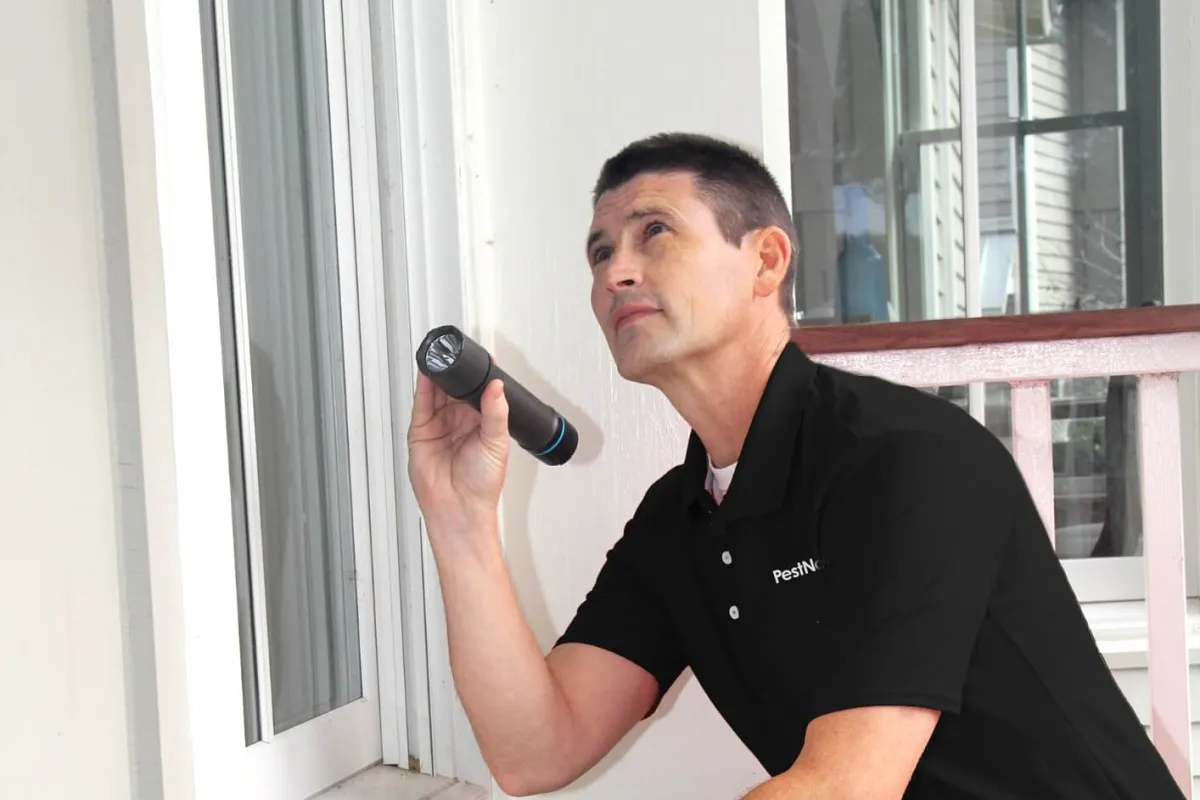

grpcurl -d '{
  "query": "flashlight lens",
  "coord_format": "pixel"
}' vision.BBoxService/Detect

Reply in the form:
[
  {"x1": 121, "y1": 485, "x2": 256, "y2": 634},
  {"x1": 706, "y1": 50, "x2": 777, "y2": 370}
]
[{"x1": 424, "y1": 332, "x2": 462, "y2": 372}]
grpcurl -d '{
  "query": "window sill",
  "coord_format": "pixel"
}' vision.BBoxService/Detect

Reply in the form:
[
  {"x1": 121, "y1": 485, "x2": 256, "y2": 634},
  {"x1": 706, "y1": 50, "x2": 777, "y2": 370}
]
[
  {"x1": 314, "y1": 766, "x2": 486, "y2": 800},
  {"x1": 1083, "y1": 597, "x2": 1200, "y2": 670}
]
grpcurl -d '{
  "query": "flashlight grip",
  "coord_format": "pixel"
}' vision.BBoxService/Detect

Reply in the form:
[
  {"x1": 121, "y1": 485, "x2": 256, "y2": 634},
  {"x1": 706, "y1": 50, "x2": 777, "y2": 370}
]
[
  {"x1": 486, "y1": 364, "x2": 577, "y2": 466},
  {"x1": 416, "y1": 324, "x2": 577, "y2": 465}
]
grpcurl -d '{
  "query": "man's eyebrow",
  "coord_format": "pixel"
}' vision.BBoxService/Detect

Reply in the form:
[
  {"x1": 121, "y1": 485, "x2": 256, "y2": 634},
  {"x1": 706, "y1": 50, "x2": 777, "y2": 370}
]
[{"x1": 586, "y1": 206, "x2": 674, "y2": 253}]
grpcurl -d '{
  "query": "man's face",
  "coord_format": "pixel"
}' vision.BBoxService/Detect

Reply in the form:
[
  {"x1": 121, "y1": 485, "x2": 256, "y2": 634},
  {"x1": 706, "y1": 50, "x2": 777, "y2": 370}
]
[{"x1": 586, "y1": 172, "x2": 761, "y2": 384}]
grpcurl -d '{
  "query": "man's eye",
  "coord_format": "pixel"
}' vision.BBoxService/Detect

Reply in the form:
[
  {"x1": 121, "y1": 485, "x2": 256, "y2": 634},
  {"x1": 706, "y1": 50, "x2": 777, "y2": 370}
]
[
  {"x1": 645, "y1": 221, "x2": 668, "y2": 238},
  {"x1": 591, "y1": 246, "x2": 612, "y2": 266}
]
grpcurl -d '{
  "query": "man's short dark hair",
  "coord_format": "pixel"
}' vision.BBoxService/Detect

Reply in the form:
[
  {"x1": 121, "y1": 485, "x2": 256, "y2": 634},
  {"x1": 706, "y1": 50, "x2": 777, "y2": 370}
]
[{"x1": 593, "y1": 132, "x2": 798, "y2": 322}]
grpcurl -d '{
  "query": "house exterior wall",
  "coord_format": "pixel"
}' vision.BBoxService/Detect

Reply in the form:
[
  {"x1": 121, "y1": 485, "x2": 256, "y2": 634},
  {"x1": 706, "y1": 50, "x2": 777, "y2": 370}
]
[
  {"x1": 0, "y1": 1, "x2": 134, "y2": 797},
  {"x1": 471, "y1": 1, "x2": 772, "y2": 796}
]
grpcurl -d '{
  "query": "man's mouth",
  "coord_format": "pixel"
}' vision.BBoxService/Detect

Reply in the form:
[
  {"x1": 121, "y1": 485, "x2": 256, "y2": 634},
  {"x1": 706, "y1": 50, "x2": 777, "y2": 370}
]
[{"x1": 612, "y1": 306, "x2": 660, "y2": 331}]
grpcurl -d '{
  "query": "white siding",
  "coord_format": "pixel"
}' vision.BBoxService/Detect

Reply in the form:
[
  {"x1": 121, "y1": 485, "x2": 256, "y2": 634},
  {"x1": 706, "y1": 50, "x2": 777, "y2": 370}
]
[
  {"x1": 919, "y1": 0, "x2": 967, "y2": 319},
  {"x1": 1028, "y1": 42, "x2": 1076, "y2": 311}
]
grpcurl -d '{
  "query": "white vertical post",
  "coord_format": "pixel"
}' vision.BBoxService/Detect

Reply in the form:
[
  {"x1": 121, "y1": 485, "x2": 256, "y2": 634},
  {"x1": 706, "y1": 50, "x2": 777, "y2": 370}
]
[
  {"x1": 1138, "y1": 373, "x2": 1193, "y2": 797},
  {"x1": 958, "y1": 0, "x2": 985, "y2": 422},
  {"x1": 1010, "y1": 380, "x2": 1055, "y2": 544},
  {"x1": 881, "y1": 0, "x2": 901, "y2": 319}
]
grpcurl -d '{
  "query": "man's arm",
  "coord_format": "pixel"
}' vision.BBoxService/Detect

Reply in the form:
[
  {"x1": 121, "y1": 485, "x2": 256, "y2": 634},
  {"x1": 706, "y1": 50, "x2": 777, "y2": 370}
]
[
  {"x1": 740, "y1": 707, "x2": 939, "y2": 799},
  {"x1": 430, "y1": 519, "x2": 659, "y2": 796},
  {"x1": 408, "y1": 375, "x2": 676, "y2": 796}
]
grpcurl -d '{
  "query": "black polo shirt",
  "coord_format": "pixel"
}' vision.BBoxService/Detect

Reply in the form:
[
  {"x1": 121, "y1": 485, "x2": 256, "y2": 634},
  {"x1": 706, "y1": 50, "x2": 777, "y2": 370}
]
[{"x1": 557, "y1": 343, "x2": 1183, "y2": 799}]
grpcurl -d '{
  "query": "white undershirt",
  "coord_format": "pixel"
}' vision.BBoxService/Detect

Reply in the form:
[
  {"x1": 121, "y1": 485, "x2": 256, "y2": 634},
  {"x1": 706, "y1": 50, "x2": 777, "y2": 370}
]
[{"x1": 706, "y1": 456, "x2": 738, "y2": 504}]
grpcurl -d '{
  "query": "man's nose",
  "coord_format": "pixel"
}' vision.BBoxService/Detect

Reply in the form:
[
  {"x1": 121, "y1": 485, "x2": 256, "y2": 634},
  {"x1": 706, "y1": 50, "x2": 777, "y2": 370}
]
[{"x1": 604, "y1": 249, "x2": 643, "y2": 291}]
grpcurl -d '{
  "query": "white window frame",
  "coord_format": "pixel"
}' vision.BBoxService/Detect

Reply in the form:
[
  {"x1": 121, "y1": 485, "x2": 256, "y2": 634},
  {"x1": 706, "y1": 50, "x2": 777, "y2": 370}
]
[
  {"x1": 116, "y1": 0, "x2": 411, "y2": 795},
  {"x1": 757, "y1": 0, "x2": 1200, "y2": 612}
]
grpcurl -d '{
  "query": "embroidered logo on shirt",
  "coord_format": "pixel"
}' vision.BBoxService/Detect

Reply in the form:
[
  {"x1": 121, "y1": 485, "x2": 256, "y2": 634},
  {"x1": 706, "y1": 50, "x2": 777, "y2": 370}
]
[{"x1": 772, "y1": 558, "x2": 827, "y2": 584}]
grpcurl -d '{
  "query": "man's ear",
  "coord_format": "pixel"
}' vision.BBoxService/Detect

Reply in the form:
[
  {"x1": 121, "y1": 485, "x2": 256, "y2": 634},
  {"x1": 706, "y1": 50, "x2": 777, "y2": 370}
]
[{"x1": 752, "y1": 226, "x2": 792, "y2": 300}]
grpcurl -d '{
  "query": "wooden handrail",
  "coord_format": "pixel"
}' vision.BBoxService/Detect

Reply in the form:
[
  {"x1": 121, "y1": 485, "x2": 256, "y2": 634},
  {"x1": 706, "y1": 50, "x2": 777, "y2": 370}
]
[{"x1": 793, "y1": 304, "x2": 1200, "y2": 355}]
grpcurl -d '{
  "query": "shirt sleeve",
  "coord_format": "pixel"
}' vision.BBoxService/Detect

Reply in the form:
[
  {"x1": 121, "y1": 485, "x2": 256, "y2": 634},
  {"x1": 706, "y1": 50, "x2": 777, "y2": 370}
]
[
  {"x1": 555, "y1": 518, "x2": 687, "y2": 711},
  {"x1": 807, "y1": 430, "x2": 1015, "y2": 720}
]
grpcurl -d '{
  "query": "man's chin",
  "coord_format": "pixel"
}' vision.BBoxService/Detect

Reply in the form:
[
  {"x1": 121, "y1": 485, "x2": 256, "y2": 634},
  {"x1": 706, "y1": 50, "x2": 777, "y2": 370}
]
[{"x1": 612, "y1": 346, "x2": 669, "y2": 386}]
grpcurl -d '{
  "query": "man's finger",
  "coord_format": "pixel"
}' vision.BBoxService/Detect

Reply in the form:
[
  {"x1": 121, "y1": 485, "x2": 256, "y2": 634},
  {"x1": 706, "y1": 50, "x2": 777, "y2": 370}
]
[
  {"x1": 412, "y1": 372, "x2": 439, "y2": 427},
  {"x1": 478, "y1": 379, "x2": 510, "y2": 448}
]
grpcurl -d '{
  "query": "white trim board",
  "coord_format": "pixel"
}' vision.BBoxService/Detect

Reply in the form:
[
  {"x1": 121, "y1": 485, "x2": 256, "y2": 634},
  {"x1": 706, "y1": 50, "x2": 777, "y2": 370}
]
[{"x1": 374, "y1": 0, "x2": 491, "y2": 788}]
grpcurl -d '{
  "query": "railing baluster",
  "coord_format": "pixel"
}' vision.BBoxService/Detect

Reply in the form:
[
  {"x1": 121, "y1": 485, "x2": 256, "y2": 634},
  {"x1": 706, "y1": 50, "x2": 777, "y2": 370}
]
[
  {"x1": 1138, "y1": 373, "x2": 1194, "y2": 797},
  {"x1": 1010, "y1": 380, "x2": 1056, "y2": 546}
]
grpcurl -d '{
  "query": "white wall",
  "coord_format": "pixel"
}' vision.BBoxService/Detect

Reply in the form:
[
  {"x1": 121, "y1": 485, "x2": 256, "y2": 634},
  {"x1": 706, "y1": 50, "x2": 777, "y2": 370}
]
[
  {"x1": 471, "y1": 2, "x2": 772, "y2": 797},
  {"x1": 0, "y1": 1, "x2": 133, "y2": 798}
]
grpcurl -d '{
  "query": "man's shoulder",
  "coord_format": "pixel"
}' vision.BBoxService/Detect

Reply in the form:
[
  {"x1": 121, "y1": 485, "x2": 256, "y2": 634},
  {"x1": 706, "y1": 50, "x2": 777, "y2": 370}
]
[{"x1": 812, "y1": 365, "x2": 1010, "y2": 461}]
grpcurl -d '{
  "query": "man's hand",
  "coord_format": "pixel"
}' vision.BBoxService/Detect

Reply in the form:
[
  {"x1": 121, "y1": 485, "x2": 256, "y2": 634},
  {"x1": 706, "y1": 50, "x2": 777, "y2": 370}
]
[
  {"x1": 740, "y1": 706, "x2": 939, "y2": 799},
  {"x1": 407, "y1": 372, "x2": 510, "y2": 537}
]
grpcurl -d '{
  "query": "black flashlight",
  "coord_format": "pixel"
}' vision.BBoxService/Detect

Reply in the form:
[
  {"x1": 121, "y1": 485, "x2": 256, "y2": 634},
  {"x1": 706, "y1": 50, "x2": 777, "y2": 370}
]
[{"x1": 415, "y1": 325, "x2": 578, "y2": 466}]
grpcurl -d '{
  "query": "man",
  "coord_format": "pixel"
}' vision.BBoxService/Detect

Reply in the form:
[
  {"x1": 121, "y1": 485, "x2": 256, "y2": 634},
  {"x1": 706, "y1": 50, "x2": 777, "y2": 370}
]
[{"x1": 407, "y1": 133, "x2": 1183, "y2": 798}]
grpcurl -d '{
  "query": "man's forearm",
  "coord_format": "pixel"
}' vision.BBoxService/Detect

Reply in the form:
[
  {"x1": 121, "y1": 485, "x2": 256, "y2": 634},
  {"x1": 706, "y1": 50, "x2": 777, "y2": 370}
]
[
  {"x1": 740, "y1": 758, "x2": 869, "y2": 800},
  {"x1": 428, "y1": 518, "x2": 574, "y2": 792},
  {"x1": 740, "y1": 770, "x2": 828, "y2": 800}
]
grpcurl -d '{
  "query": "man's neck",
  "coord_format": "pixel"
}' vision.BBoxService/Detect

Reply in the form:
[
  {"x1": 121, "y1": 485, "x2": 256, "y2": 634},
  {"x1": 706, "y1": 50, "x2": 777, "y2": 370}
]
[{"x1": 657, "y1": 328, "x2": 791, "y2": 468}]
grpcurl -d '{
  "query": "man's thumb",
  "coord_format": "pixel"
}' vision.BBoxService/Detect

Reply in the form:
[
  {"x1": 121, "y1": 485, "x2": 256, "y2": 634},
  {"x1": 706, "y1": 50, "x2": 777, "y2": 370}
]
[{"x1": 478, "y1": 379, "x2": 510, "y2": 447}]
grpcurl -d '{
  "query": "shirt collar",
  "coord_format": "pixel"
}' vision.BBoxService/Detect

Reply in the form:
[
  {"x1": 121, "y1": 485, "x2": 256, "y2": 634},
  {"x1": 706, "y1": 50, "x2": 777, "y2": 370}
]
[{"x1": 679, "y1": 342, "x2": 817, "y2": 520}]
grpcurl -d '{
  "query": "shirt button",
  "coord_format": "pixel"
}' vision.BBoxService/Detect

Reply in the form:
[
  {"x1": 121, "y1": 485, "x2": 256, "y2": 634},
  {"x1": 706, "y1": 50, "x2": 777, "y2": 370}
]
[
  {"x1": 721, "y1": 550, "x2": 732, "y2": 565},
  {"x1": 729, "y1": 605, "x2": 740, "y2": 620}
]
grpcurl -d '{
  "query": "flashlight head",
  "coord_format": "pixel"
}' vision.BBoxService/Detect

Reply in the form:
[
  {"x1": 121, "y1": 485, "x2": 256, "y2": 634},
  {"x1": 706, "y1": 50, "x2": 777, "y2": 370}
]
[
  {"x1": 423, "y1": 331, "x2": 463, "y2": 372},
  {"x1": 416, "y1": 325, "x2": 493, "y2": 400}
]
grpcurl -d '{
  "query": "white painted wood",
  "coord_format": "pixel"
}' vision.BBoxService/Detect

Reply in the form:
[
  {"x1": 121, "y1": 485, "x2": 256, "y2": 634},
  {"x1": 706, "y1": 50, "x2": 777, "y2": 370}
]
[
  {"x1": 138, "y1": 1, "x2": 250, "y2": 793},
  {"x1": 813, "y1": 331, "x2": 1200, "y2": 387},
  {"x1": 1160, "y1": 0, "x2": 1200, "y2": 601},
  {"x1": 371, "y1": 0, "x2": 435, "y2": 775},
  {"x1": 342, "y1": 0, "x2": 410, "y2": 767},
  {"x1": 1065, "y1": 556, "x2": 1145, "y2": 604},
  {"x1": 314, "y1": 765, "x2": 485, "y2": 800},
  {"x1": 381, "y1": 0, "x2": 489, "y2": 784},
  {"x1": 1138, "y1": 373, "x2": 1194, "y2": 795},
  {"x1": 958, "y1": 0, "x2": 985, "y2": 425},
  {"x1": 133, "y1": 0, "x2": 385, "y2": 795},
  {"x1": 959, "y1": 0, "x2": 980, "y2": 321},
  {"x1": 1010, "y1": 380, "x2": 1055, "y2": 543},
  {"x1": 442, "y1": 1, "x2": 498, "y2": 787}
]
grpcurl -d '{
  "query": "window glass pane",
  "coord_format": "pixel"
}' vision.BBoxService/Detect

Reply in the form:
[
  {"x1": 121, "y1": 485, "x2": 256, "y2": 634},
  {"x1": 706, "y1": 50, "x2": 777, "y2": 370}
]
[
  {"x1": 219, "y1": 0, "x2": 362, "y2": 736},
  {"x1": 785, "y1": 0, "x2": 1162, "y2": 325},
  {"x1": 924, "y1": 377, "x2": 1144, "y2": 560}
]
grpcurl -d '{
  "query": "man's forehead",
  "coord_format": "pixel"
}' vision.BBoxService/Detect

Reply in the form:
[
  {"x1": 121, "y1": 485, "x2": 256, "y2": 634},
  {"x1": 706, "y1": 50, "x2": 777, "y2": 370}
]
[{"x1": 590, "y1": 172, "x2": 698, "y2": 229}]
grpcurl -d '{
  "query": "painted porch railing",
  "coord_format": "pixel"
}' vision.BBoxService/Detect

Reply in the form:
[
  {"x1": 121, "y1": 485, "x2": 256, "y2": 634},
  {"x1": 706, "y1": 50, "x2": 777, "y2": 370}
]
[{"x1": 796, "y1": 305, "x2": 1200, "y2": 797}]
